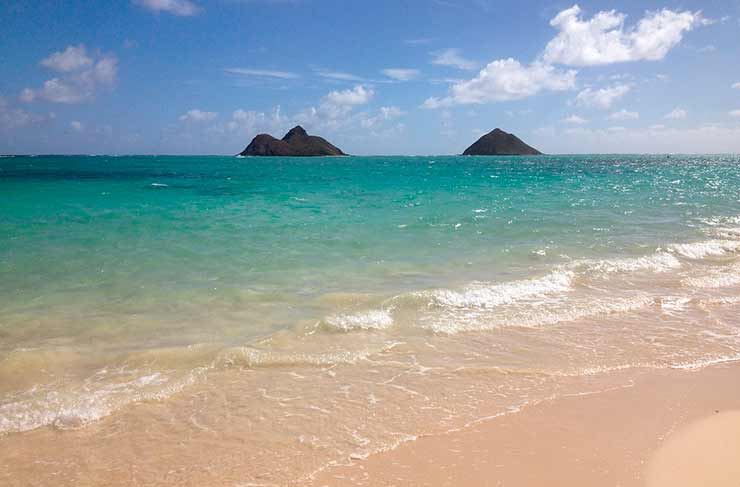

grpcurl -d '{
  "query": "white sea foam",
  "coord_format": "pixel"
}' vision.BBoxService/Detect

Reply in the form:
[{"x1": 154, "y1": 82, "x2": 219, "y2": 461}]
[
  {"x1": 573, "y1": 252, "x2": 681, "y2": 276},
  {"x1": 670, "y1": 354, "x2": 740, "y2": 370},
  {"x1": 668, "y1": 240, "x2": 740, "y2": 259},
  {"x1": 324, "y1": 310, "x2": 394, "y2": 331},
  {"x1": 0, "y1": 369, "x2": 204, "y2": 435},
  {"x1": 217, "y1": 343, "x2": 400, "y2": 369},
  {"x1": 683, "y1": 263, "x2": 740, "y2": 289},
  {"x1": 419, "y1": 270, "x2": 574, "y2": 309},
  {"x1": 710, "y1": 227, "x2": 740, "y2": 239},
  {"x1": 423, "y1": 294, "x2": 653, "y2": 334}
]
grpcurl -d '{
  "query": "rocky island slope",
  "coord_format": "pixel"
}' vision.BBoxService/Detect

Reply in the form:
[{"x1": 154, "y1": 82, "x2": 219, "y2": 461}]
[
  {"x1": 463, "y1": 128, "x2": 542, "y2": 155},
  {"x1": 239, "y1": 126, "x2": 345, "y2": 156}
]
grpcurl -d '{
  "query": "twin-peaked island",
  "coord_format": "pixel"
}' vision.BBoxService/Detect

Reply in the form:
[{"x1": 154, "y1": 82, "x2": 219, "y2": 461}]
[{"x1": 239, "y1": 126, "x2": 541, "y2": 157}]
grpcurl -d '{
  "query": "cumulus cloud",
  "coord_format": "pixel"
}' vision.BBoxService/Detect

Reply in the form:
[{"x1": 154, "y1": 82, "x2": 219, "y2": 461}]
[
  {"x1": 40, "y1": 44, "x2": 93, "y2": 72},
  {"x1": 360, "y1": 106, "x2": 406, "y2": 128},
  {"x1": 22, "y1": 44, "x2": 118, "y2": 104},
  {"x1": 382, "y1": 68, "x2": 420, "y2": 81},
  {"x1": 207, "y1": 85, "x2": 377, "y2": 141},
  {"x1": 608, "y1": 108, "x2": 639, "y2": 120},
  {"x1": 562, "y1": 115, "x2": 588, "y2": 124},
  {"x1": 179, "y1": 109, "x2": 217, "y2": 122},
  {"x1": 133, "y1": 0, "x2": 200, "y2": 16},
  {"x1": 543, "y1": 5, "x2": 703, "y2": 66},
  {"x1": 215, "y1": 106, "x2": 287, "y2": 136},
  {"x1": 293, "y1": 85, "x2": 375, "y2": 130},
  {"x1": 324, "y1": 85, "x2": 374, "y2": 106},
  {"x1": 423, "y1": 59, "x2": 576, "y2": 108},
  {"x1": 431, "y1": 48, "x2": 477, "y2": 70},
  {"x1": 664, "y1": 108, "x2": 687, "y2": 120},
  {"x1": 573, "y1": 84, "x2": 630, "y2": 109}
]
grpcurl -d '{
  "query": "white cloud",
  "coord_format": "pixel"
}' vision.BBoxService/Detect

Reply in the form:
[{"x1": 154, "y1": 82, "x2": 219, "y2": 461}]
[
  {"x1": 40, "y1": 44, "x2": 93, "y2": 72},
  {"x1": 294, "y1": 85, "x2": 375, "y2": 131},
  {"x1": 216, "y1": 106, "x2": 286, "y2": 136},
  {"x1": 543, "y1": 5, "x2": 702, "y2": 66},
  {"x1": 360, "y1": 106, "x2": 406, "y2": 128},
  {"x1": 225, "y1": 68, "x2": 299, "y2": 79},
  {"x1": 381, "y1": 68, "x2": 420, "y2": 81},
  {"x1": 179, "y1": 109, "x2": 217, "y2": 122},
  {"x1": 22, "y1": 46, "x2": 118, "y2": 104},
  {"x1": 404, "y1": 38, "x2": 434, "y2": 45},
  {"x1": 324, "y1": 85, "x2": 374, "y2": 106},
  {"x1": 379, "y1": 106, "x2": 405, "y2": 119},
  {"x1": 70, "y1": 121, "x2": 83, "y2": 132},
  {"x1": 732, "y1": 82, "x2": 740, "y2": 89},
  {"x1": 314, "y1": 69, "x2": 364, "y2": 81},
  {"x1": 534, "y1": 124, "x2": 740, "y2": 154},
  {"x1": 573, "y1": 84, "x2": 630, "y2": 109},
  {"x1": 423, "y1": 59, "x2": 576, "y2": 108},
  {"x1": 649, "y1": 124, "x2": 665, "y2": 130},
  {"x1": 664, "y1": 108, "x2": 687, "y2": 120},
  {"x1": 729, "y1": 110, "x2": 740, "y2": 118},
  {"x1": 24, "y1": 79, "x2": 86, "y2": 104},
  {"x1": 431, "y1": 48, "x2": 477, "y2": 70},
  {"x1": 562, "y1": 115, "x2": 588, "y2": 124},
  {"x1": 608, "y1": 108, "x2": 639, "y2": 120},
  {"x1": 133, "y1": 0, "x2": 200, "y2": 16},
  {"x1": 0, "y1": 97, "x2": 55, "y2": 129}
]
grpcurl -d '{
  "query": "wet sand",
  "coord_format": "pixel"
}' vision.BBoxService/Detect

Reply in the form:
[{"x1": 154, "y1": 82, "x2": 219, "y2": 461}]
[{"x1": 311, "y1": 363, "x2": 740, "y2": 486}]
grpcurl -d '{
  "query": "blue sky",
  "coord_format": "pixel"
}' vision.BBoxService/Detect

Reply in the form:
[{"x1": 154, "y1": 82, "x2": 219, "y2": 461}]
[{"x1": 1, "y1": 0, "x2": 740, "y2": 155}]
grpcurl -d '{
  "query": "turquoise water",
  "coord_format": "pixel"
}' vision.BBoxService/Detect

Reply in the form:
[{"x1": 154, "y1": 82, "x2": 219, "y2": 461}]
[
  {"x1": 2, "y1": 155, "x2": 738, "y2": 346},
  {"x1": 1, "y1": 155, "x2": 740, "y2": 482}
]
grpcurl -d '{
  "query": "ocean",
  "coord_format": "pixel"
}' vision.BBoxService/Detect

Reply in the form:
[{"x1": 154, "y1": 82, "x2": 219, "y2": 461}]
[{"x1": 1, "y1": 154, "x2": 740, "y2": 484}]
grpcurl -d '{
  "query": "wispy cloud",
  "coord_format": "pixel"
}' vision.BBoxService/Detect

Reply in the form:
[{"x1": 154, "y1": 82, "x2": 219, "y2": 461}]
[
  {"x1": 562, "y1": 115, "x2": 588, "y2": 124},
  {"x1": 608, "y1": 109, "x2": 639, "y2": 120},
  {"x1": 179, "y1": 109, "x2": 217, "y2": 122},
  {"x1": 404, "y1": 38, "x2": 434, "y2": 45},
  {"x1": 381, "y1": 68, "x2": 420, "y2": 81},
  {"x1": 431, "y1": 48, "x2": 477, "y2": 70},
  {"x1": 225, "y1": 68, "x2": 299, "y2": 79},
  {"x1": 0, "y1": 96, "x2": 55, "y2": 129},
  {"x1": 573, "y1": 84, "x2": 631, "y2": 110},
  {"x1": 133, "y1": 0, "x2": 200, "y2": 16},
  {"x1": 313, "y1": 69, "x2": 364, "y2": 82},
  {"x1": 665, "y1": 108, "x2": 688, "y2": 120}
]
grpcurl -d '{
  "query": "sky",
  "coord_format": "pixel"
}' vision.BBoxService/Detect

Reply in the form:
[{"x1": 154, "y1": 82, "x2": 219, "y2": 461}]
[{"x1": 1, "y1": 0, "x2": 740, "y2": 155}]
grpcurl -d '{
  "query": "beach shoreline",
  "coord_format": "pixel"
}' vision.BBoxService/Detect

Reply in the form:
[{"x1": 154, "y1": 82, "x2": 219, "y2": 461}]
[{"x1": 310, "y1": 362, "x2": 740, "y2": 486}]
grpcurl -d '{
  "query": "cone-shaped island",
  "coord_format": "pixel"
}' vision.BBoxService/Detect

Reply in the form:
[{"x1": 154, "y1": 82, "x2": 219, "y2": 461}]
[{"x1": 463, "y1": 128, "x2": 542, "y2": 155}]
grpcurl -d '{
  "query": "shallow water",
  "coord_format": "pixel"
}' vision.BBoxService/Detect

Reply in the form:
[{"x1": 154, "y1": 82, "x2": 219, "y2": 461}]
[{"x1": 1, "y1": 154, "x2": 740, "y2": 485}]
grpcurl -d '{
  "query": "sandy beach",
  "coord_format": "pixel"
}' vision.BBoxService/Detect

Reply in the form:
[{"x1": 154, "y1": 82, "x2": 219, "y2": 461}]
[{"x1": 311, "y1": 363, "x2": 740, "y2": 486}]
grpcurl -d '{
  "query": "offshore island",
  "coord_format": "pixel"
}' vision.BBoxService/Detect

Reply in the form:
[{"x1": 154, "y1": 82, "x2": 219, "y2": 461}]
[
  {"x1": 239, "y1": 125, "x2": 542, "y2": 157},
  {"x1": 239, "y1": 125, "x2": 346, "y2": 156}
]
